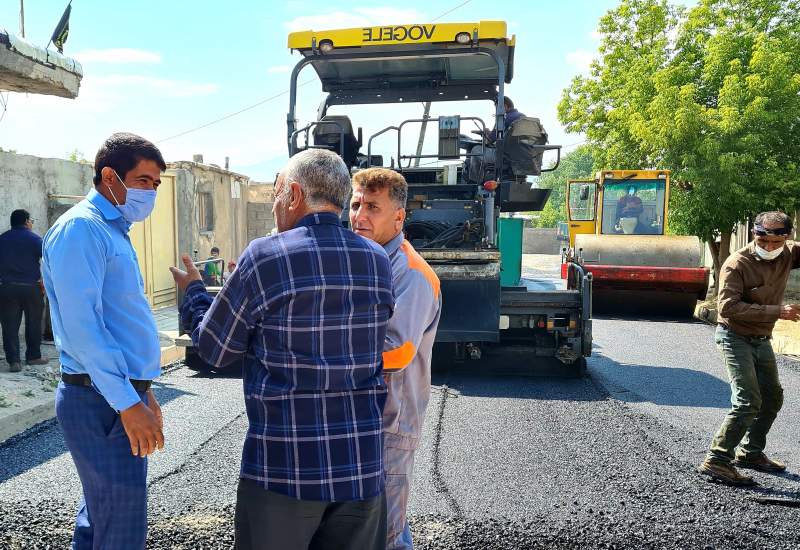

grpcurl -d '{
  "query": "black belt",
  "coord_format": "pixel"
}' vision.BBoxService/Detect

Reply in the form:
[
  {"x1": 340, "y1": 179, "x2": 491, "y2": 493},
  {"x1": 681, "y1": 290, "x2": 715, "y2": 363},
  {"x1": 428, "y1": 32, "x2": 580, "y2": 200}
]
[
  {"x1": 62, "y1": 373, "x2": 152, "y2": 392},
  {"x1": 718, "y1": 324, "x2": 771, "y2": 341}
]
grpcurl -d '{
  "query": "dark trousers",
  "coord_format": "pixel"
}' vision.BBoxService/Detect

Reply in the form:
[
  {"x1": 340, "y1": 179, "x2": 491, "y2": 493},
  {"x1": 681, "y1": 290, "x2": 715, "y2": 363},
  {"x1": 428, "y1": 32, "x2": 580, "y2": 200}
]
[
  {"x1": 708, "y1": 325, "x2": 784, "y2": 463},
  {"x1": 56, "y1": 382, "x2": 149, "y2": 550},
  {"x1": 234, "y1": 478, "x2": 387, "y2": 550},
  {"x1": 0, "y1": 282, "x2": 43, "y2": 363}
]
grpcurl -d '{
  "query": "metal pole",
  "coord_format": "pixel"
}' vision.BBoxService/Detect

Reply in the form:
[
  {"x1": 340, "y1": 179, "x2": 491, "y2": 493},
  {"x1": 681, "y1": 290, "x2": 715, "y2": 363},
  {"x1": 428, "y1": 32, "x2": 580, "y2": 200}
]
[
  {"x1": 484, "y1": 191, "x2": 495, "y2": 245},
  {"x1": 19, "y1": 0, "x2": 25, "y2": 38},
  {"x1": 413, "y1": 102, "x2": 431, "y2": 167},
  {"x1": 287, "y1": 58, "x2": 313, "y2": 155}
]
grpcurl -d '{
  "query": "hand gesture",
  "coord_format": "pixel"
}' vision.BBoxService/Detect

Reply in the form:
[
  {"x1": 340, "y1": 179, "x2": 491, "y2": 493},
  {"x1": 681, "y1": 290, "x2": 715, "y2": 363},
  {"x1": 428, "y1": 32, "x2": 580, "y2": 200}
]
[
  {"x1": 169, "y1": 254, "x2": 203, "y2": 291},
  {"x1": 779, "y1": 304, "x2": 800, "y2": 321}
]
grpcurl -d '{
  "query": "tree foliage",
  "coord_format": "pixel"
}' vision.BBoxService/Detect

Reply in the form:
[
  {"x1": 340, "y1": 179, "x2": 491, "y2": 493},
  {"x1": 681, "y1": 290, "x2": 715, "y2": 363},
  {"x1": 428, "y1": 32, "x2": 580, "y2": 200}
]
[
  {"x1": 66, "y1": 149, "x2": 91, "y2": 164},
  {"x1": 558, "y1": 0, "x2": 800, "y2": 278},
  {"x1": 530, "y1": 145, "x2": 595, "y2": 228}
]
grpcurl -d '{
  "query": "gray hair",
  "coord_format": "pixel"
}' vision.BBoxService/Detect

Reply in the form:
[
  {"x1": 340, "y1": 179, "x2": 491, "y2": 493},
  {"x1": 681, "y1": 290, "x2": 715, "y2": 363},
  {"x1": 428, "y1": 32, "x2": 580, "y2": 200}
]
[
  {"x1": 754, "y1": 211, "x2": 793, "y2": 233},
  {"x1": 280, "y1": 149, "x2": 351, "y2": 210}
]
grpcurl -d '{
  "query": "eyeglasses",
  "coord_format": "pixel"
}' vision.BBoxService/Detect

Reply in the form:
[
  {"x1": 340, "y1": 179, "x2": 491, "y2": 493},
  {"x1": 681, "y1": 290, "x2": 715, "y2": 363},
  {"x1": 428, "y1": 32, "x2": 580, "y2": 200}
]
[{"x1": 753, "y1": 224, "x2": 790, "y2": 236}]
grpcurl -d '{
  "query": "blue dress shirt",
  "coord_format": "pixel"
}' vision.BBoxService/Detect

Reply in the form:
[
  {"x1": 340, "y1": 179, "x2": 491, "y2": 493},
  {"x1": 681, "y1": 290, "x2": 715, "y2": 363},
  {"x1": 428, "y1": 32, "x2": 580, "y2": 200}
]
[
  {"x1": 42, "y1": 189, "x2": 160, "y2": 411},
  {"x1": 0, "y1": 227, "x2": 43, "y2": 284}
]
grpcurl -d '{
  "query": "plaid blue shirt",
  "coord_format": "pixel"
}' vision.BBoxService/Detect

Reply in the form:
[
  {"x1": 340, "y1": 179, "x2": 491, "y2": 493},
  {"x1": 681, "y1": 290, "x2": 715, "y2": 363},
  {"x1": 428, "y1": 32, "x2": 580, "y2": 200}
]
[{"x1": 181, "y1": 212, "x2": 394, "y2": 502}]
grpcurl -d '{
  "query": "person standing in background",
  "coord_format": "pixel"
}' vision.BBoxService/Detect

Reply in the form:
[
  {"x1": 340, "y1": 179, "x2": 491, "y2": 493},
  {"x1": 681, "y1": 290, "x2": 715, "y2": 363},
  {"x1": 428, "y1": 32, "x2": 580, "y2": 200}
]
[
  {"x1": 203, "y1": 246, "x2": 223, "y2": 286},
  {"x1": 0, "y1": 209, "x2": 48, "y2": 372}
]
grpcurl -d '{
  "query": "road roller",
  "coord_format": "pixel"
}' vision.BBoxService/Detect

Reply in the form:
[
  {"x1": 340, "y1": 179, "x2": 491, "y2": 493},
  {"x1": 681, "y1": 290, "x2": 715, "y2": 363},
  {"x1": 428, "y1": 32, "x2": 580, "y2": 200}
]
[{"x1": 562, "y1": 169, "x2": 709, "y2": 317}]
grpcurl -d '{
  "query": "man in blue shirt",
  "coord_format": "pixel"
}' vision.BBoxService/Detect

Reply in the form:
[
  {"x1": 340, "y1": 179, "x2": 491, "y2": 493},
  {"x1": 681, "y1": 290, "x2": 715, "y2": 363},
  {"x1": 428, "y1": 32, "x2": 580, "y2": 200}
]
[
  {"x1": 475, "y1": 96, "x2": 525, "y2": 142},
  {"x1": 0, "y1": 209, "x2": 46, "y2": 372},
  {"x1": 171, "y1": 148, "x2": 394, "y2": 550},
  {"x1": 42, "y1": 133, "x2": 167, "y2": 550},
  {"x1": 466, "y1": 96, "x2": 526, "y2": 184}
]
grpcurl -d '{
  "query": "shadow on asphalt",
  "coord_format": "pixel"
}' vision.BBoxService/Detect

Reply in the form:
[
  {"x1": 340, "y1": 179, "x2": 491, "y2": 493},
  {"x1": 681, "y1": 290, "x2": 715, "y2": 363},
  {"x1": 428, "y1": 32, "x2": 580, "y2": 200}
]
[
  {"x1": 593, "y1": 313, "x2": 706, "y2": 324},
  {"x1": 182, "y1": 356, "x2": 245, "y2": 379},
  {"x1": 431, "y1": 371, "x2": 602, "y2": 402},
  {"x1": 186, "y1": 367, "x2": 243, "y2": 380},
  {"x1": 431, "y1": 347, "x2": 602, "y2": 401},
  {"x1": 589, "y1": 353, "x2": 731, "y2": 408},
  {"x1": 0, "y1": 384, "x2": 193, "y2": 483}
]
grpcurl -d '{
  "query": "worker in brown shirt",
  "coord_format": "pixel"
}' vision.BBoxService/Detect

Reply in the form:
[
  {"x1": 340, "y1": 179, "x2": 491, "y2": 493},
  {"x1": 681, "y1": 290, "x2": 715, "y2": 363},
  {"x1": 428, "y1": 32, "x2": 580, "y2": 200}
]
[{"x1": 698, "y1": 211, "x2": 800, "y2": 486}]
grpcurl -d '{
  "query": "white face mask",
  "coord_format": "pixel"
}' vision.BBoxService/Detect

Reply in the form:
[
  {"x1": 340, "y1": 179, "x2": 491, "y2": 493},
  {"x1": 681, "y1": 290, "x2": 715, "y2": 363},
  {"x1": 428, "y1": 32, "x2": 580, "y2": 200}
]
[{"x1": 755, "y1": 244, "x2": 784, "y2": 261}]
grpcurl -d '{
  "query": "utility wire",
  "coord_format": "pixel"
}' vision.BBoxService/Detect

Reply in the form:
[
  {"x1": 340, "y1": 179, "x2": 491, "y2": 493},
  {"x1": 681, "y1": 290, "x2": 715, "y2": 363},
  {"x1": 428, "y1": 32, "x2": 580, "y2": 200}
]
[
  {"x1": 156, "y1": 0, "x2": 476, "y2": 144},
  {"x1": 432, "y1": 0, "x2": 474, "y2": 21},
  {"x1": 157, "y1": 79, "x2": 315, "y2": 143},
  {"x1": 562, "y1": 140, "x2": 587, "y2": 150}
]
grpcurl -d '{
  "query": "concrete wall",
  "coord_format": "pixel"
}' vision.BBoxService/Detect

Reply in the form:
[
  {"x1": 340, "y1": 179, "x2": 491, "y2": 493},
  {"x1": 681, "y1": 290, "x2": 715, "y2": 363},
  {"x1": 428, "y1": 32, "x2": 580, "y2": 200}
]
[
  {"x1": 522, "y1": 227, "x2": 562, "y2": 255},
  {"x1": 246, "y1": 183, "x2": 276, "y2": 243},
  {"x1": 0, "y1": 151, "x2": 93, "y2": 236},
  {"x1": 167, "y1": 161, "x2": 249, "y2": 266}
]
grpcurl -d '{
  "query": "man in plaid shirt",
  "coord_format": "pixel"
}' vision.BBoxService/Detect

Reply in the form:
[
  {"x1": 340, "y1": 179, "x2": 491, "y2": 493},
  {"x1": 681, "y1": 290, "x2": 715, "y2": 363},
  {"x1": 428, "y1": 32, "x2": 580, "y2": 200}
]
[{"x1": 171, "y1": 149, "x2": 394, "y2": 550}]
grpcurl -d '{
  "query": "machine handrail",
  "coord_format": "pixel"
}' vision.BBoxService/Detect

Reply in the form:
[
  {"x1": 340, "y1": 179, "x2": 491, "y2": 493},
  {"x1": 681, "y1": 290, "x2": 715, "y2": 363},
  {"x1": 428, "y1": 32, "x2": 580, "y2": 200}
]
[
  {"x1": 530, "y1": 144, "x2": 562, "y2": 173},
  {"x1": 565, "y1": 261, "x2": 593, "y2": 321},
  {"x1": 395, "y1": 117, "x2": 488, "y2": 168},
  {"x1": 289, "y1": 120, "x2": 346, "y2": 158},
  {"x1": 366, "y1": 125, "x2": 400, "y2": 167},
  {"x1": 365, "y1": 118, "x2": 490, "y2": 169}
]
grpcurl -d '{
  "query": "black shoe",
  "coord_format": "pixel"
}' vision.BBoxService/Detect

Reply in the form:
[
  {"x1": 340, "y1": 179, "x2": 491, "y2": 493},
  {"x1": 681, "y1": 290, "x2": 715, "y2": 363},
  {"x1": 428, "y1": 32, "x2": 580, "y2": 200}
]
[{"x1": 9, "y1": 362, "x2": 22, "y2": 373}]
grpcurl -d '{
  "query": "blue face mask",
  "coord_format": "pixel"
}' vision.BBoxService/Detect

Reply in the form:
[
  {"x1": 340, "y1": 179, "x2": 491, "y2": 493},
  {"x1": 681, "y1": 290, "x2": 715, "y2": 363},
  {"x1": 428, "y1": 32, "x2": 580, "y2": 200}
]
[{"x1": 108, "y1": 170, "x2": 157, "y2": 223}]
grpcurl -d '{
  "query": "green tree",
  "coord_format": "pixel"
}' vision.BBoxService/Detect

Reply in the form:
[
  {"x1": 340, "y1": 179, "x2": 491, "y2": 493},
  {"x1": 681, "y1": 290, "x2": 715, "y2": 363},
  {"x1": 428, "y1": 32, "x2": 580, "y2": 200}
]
[
  {"x1": 66, "y1": 149, "x2": 90, "y2": 164},
  {"x1": 558, "y1": 0, "x2": 800, "y2": 287},
  {"x1": 530, "y1": 145, "x2": 595, "y2": 228},
  {"x1": 558, "y1": 0, "x2": 681, "y2": 168},
  {"x1": 654, "y1": 0, "x2": 800, "y2": 278}
]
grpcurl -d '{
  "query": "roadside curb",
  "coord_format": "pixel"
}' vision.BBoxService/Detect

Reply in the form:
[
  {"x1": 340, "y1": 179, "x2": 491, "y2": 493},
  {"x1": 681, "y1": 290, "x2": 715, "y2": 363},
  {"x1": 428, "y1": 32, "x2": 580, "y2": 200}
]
[
  {"x1": 0, "y1": 344, "x2": 184, "y2": 445},
  {"x1": 0, "y1": 399, "x2": 55, "y2": 446}
]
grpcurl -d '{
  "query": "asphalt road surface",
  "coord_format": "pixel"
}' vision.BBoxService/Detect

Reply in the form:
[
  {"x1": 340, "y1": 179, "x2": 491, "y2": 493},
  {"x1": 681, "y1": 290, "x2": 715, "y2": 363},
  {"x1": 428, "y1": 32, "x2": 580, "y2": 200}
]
[{"x1": 2, "y1": 269, "x2": 799, "y2": 548}]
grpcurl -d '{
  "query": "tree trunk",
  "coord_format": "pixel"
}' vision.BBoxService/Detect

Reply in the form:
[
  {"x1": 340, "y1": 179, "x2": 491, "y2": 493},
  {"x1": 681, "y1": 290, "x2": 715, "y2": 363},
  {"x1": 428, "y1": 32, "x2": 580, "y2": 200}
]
[
  {"x1": 708, "y1": 232, "x2": 732, "y2": 296},
  {"x1": 718, "y1": 231, "x2": 732, "y2": 267}
]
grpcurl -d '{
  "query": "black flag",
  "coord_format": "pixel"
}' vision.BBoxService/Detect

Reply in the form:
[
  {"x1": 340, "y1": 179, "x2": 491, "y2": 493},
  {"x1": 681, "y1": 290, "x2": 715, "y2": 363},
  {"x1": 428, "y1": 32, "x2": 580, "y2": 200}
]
[{"x1": 51, "y1": 2, "x2": 72, "y2": 54}]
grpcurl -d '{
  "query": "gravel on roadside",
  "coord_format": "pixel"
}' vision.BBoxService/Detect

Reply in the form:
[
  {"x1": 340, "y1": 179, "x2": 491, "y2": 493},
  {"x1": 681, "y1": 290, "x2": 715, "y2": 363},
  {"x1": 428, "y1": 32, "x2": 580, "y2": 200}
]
[{"x1": 0, "y1": 502, "x2": 800, "y2": 550}]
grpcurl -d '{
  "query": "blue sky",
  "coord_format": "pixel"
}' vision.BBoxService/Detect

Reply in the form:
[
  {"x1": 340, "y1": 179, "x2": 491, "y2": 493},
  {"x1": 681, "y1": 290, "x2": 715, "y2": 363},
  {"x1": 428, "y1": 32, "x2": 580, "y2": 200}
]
[{"x1": 1, "y1": 0, "x2": 667, "y2": 181}]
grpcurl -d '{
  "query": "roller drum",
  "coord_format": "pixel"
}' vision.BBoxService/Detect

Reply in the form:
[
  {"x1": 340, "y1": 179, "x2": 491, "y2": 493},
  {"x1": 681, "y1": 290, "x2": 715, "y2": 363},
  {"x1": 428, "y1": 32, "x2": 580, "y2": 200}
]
[
  {"x1": 574, "y1": 234, "x2": 708, "y2": 318},
  {"x1": 575, "y1": 235, "x2": 703, "y2": 268}
]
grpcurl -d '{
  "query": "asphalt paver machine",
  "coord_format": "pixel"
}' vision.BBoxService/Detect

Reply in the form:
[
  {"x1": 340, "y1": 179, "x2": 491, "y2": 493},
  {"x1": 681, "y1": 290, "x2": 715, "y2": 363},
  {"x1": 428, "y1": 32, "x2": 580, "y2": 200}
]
[{"x1": 280, "y1": 20, "x2": 594, "y2": 373}]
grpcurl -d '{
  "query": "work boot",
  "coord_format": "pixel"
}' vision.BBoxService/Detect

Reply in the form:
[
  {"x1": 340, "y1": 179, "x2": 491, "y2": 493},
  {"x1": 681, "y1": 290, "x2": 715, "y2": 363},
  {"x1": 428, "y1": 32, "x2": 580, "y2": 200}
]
[
  {"x1": 9, "y1": 362, "x2": 22, "y2": 373},
  {"x1": 734, "y1": 453, "x2": 786, "y2": 473},
  {"x1": 26, "y1": 357, "x2": 49, "y2": 366},
  {"x1": 697, "y1": 459, "x2": 756, "y2": 486}
]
